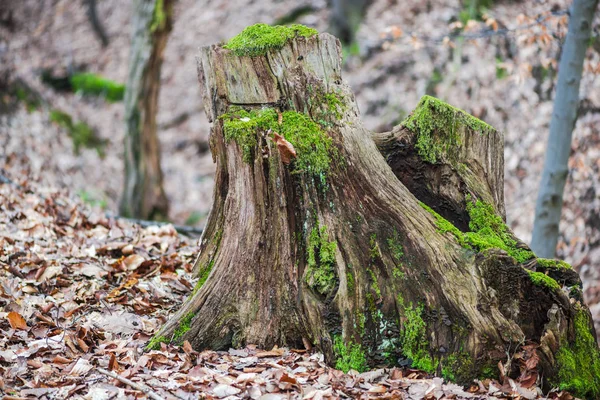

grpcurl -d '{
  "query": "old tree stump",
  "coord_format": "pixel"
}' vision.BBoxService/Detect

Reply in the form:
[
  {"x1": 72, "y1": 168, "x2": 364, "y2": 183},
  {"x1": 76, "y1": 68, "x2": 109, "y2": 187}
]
[{"x1": 152, "y1": 25, "x2": 600, "y2": 396}]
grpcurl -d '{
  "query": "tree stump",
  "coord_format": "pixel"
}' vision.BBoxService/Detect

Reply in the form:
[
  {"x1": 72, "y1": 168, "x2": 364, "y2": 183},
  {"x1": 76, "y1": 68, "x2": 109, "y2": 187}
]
[{"x1": 151, "y1": 25, "x2": 600, "y2": 397}]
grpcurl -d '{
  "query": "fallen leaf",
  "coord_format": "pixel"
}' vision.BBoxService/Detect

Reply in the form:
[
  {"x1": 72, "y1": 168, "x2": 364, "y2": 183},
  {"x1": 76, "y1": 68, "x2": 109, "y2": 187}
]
[{"x1": 7, "y1": 311, "x2": 28, "y2": 330}]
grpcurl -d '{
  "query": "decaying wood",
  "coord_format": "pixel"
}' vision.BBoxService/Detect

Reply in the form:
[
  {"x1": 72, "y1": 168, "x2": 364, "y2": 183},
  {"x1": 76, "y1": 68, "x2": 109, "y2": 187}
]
[{"x1": 153, "y1": 32, "x2": 598, "y2": 391}]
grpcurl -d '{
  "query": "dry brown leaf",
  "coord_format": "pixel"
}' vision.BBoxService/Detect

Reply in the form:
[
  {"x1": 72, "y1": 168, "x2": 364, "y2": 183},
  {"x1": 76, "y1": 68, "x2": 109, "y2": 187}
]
[{"x1": 7, "y1": 311, "x2": 28, "y2": 330}]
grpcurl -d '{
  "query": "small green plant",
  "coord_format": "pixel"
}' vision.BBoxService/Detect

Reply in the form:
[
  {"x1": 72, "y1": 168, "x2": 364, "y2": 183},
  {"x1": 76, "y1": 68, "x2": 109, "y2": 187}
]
[
  {"x1": 333, "y1": 335, "x2": 368, "y2": 373},
  {"x1": 146, "y1": 335, "x2": 169, "y2": 350},
  {"x1": 399, "y1": 298, "x2": 437, "y2": 373},
  {"x1": 527, "y1": 270, "x2": 560, "y2": 291}
]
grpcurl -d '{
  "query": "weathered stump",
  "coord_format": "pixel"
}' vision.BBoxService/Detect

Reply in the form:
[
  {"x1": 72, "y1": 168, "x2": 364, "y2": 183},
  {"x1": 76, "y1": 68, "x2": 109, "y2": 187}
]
[{"x1": 151, "y1": 25, "x2": 600, "y2": 397}]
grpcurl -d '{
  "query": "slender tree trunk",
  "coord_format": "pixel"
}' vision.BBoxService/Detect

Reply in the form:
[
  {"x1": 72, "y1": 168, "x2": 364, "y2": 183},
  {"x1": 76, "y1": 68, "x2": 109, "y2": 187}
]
[
  {"x1": 531, "y1": 0, "x2": 599, "y2": 257},
  {"x1": 152, "y1": 31, "x2": 600, "y2": 397},
  {"x1": 120, "y1": 0, "x2": 172, "y2": 220},
  {"x1": 328, "y1": 0, "x2": 370, "y2": 47}
]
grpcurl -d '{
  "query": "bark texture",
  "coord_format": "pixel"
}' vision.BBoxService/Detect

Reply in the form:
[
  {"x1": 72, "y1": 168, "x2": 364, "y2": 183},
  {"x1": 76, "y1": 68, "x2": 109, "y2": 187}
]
[
  {"x1": 531, "y1": 0, "x2": 599, "y2": 258},
  {"x1": 120, "y1": 0, "x2": 172, "y2": 220},
  {"x1": 153, "y1": 31, "x2": 600, "y2": 396}
]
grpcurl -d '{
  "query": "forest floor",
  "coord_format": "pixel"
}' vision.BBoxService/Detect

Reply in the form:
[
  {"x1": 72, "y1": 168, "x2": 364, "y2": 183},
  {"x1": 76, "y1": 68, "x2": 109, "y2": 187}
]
[
  {"x1": 0, "y1": 173, "x2": 576, "y2": 399},
  {"x1": 1, "y1": 0, "x2": 600, "y2": 398}
]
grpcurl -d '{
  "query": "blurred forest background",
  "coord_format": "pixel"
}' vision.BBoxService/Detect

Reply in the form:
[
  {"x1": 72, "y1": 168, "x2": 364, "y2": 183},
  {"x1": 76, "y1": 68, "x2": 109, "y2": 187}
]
[{"x1": 1, "y1": 0, "x2": 600, "y2": 332}]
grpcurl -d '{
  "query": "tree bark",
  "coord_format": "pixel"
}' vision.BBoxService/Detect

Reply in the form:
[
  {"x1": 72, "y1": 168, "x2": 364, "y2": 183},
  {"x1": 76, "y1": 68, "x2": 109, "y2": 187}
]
[
  {"x1": 120, "y1": 0, "x2": 172, "y2": 220},
  {"x1": 531, "y1": 0, "x2": 599, "y2": 258},
  {"x1": 152, "y1": 32, "x2": 599, "y2": 395}
]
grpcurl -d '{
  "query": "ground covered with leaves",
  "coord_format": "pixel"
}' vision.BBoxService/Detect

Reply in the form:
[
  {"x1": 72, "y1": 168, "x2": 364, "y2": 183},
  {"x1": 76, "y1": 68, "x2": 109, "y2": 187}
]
[{"x1": 0, "y1": 170, "x2": 581, "y2": 399}]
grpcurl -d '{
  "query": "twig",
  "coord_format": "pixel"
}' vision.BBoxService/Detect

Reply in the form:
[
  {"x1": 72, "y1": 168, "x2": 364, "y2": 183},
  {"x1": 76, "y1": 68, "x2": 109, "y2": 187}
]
[
  {"x1": 107, "y1": 213, "x2": 204, "y2": 237},
  {"x1": 96, "y1": 367, "x2": 166, "y2": 400}
]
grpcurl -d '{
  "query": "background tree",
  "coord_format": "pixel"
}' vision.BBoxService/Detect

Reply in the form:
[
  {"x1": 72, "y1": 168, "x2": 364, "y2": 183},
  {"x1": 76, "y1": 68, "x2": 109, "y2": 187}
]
[
  {"x1": 120, "y1": 0, "x2": 173, "y2": 219},
  {"x1": 328, "y1": 0, "x2": 370, "y2": 50},
  {"x1": 531, "y1": 0, "x2": 599, "y2": 257},
  {"x1": 151, "y1": 26, "x2": 600, "y2": 397}
]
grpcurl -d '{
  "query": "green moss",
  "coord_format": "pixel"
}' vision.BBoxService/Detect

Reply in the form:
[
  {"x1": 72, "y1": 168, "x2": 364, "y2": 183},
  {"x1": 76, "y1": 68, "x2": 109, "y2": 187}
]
[
  {"x1": 146, "y1": 335, "x2": 169, "y2": 350},
  {"x1": 50, "y1": 109, "x2": 106, "y2": 157},
  {"x1": 387, "y1": 229, "x2": 404, "y2": 263},
  {"x1": 392, "y1": 267, "x2": 405, "y2": 280},
  {"x1": 397, "y1": 294, "x2": 437, "y2": 373},
  {"x1": 150, "y1": 0, "x2": 167, "y2": 32},
  {"x1": 367, "y1": 268, "x2": 381, "y2": 298},
  {"x1": 403, "y1": 95, "x2": 494, "y2": 163},
  {"x1": 69, "y1": 73, "x2": 124, "y2": 102},
  {"x1": 172, "y1": 312, "x2": 194, "y2": 344},
  {"x1": 526, "y1": 270, "x2": 561, "y2": 291},
  {"x1": 419, "y1": 199, "x2": 535, "y2": 264},
  {"x1": 442, "y1": 352, "x2": 474, "y2": 383},
  {"x1": 220, "y1": 107, "x2": 337, "y2": 176},
  {"x1": 223, "y1": 23, "x2": 318, "y2": 57},
  {"x1": 333, "y1": 335, "x2": 368, "y2": 373},
  {"x1": 346, "y1": 271, "x2": 355, "y2": 292},
  {"x1": 193, "y1": 259, "x2": 214, "y2": 295},
  {"x1": 369, "y1": 233, "x2": 380, "y2": 260},
  {"x1": 554, "y1": 309, "x2": 600, "y2": 398},
  {"x1": 537, "y1": 258, "x2": 572, "y2": 270},
  {"x1": 305, "y1": 225, "x2": 337, "y2": 295}
]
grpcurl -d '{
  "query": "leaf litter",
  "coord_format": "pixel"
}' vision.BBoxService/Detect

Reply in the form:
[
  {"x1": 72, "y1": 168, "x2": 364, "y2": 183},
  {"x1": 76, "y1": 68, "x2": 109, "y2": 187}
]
[{"x1": 0, "y1": 169, "x2": 578, "y2": 399}]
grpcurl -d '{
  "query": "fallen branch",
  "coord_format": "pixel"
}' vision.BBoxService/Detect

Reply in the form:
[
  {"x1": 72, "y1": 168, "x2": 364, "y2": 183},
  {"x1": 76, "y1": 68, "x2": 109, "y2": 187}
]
[
  {"x1": 106, "y1": 213, "x2": 204, "y2": 237},
  {"x1": 95, "y1": 367, "x2": 165, "y2": 400}
]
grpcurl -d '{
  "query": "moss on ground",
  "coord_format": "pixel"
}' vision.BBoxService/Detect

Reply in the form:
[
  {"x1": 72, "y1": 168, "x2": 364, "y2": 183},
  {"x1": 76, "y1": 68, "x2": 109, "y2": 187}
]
[
  {"x1": 419, "y1": 198, "x2": 535, "y2": 263},
  {"x1": 223, "y1": 23, "x2": 317, "y2": 56},
  {"x1": 403, "y1": 95, "x2": 494, "y2": 163},
  {"x1": 527, "y1": 270, "x2": 560, "y2": 291},
  {"x1": 305, "y1": 225, "x2": 337, "y2": 295},
  {"x1": 146, "y1": 335, "x2": 169, "y2": 350},
  {"x1": 441, "y1": 352, "x2": 474, "y2": 383},
  {"x1": 333, "y1": 335, "x2": 368, "y2": 373},
  {"x1": 554, "y1": 308, "x2": 600, "y2": 398},
  {"x1": 220, "y1": 107, "x2": 337, "y2": 176},
  {"x1": 69, "y1": 73, "x2": 125, "y2": 102}
]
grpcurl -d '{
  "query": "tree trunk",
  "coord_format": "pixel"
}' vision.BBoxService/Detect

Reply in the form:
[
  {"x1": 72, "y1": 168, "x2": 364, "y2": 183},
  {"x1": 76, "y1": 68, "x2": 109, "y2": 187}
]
[
  {"x1": 120, "y1": 0, "x2": 172, "y2": 220},
  {"x1": 531, "y1": 0, "x2": 599, "y2": 258},
  {"x1": 152, "y1": 30, "x2": 600, "y2": 396}
]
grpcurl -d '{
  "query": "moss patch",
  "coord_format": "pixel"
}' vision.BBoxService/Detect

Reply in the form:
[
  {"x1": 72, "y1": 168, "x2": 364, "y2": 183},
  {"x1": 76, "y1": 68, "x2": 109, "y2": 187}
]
[
  {"x1": 146, "y1": 335, "x2": 168, "y2": 350},
  {"x1": 554, "y1": 309, "x2": 600, "y2": 398},
  {"x1": 387, "y1": 232, "x2": 404, "y2": 263},
  {"x1": 50, "y1": 110, "x2": 107, "y2": 157},
  {"x1": 419, "y1": 198, "x2": 535, "y2": 263},
  {"x1": 223, "y1": 23, "x2": 317, "y2": 56},
  {"x1": 537, "y1": 258, "x2": 572, "y2": 270},
  {"x1": 173, "y1": 312, "x2": 194, "y2": 344},
  {"x1": 305, "y1": 225, "x2": 337, "y2": 295},
  {"x1": 221, "y1": 107, "x2": 337, "y2": 176},
  {"x1": 397, "y1": 294, "x2": 437, "y2": 373},
  {"x1": 333, "y1": 335, "x2": 368, "y2": 373},
  {"x1": 527, "y1": 270, "x2": 560, "y2": 291},
  {"x1": 441, "y1": 352, "x2": 474, "y2": 383},
  {"x1": 403, "y1": 95, "x2": 494, "y2": 163},
  {"x1": 70, "y1": 73, "x2": 125, "y2": 102},
  {"x1": 150, "y1": 0, "x2": 167, "y2": 32}
]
